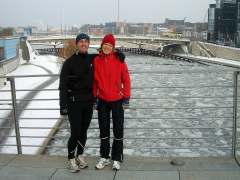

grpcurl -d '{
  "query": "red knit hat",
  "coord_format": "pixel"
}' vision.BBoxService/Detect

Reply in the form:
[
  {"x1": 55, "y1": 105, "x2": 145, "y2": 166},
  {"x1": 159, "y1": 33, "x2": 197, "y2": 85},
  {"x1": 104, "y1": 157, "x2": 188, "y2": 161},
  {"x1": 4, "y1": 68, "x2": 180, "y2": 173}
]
[{"x1": 101, "y1": 34, "x2": 115, "y2": 48}]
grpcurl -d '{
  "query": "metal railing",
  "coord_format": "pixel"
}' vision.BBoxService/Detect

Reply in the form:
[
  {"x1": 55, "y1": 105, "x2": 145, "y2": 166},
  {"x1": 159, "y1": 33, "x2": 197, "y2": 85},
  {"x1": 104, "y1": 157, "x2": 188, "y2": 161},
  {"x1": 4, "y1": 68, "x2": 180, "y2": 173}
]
[
  {"x1": 0, "y1": 71, "x2": 239, "y2": 164},
  {"x1": 35, "y1": 47, "x2": 208, "y2": 65},
  {"x1": 233, "y1": 72, "x2": 240, "y2": 166}
]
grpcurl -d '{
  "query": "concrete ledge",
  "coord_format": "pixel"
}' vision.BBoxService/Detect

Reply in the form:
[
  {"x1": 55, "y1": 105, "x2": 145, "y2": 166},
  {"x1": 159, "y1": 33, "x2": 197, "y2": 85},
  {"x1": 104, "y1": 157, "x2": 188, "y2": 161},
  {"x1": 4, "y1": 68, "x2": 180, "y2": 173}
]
[{"x1": 179, "y1": 54, "x2": 240, "y2": 69}]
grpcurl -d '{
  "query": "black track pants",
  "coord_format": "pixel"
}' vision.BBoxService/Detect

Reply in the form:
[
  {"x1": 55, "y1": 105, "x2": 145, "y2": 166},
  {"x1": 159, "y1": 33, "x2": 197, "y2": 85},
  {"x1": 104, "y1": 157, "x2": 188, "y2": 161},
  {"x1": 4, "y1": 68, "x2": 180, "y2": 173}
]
[
  {"x1": 67, "y1": 100, "x2": 93, "y2": 159},
  {"x1": 98, "y1": 99, "x2": 124, "y2": 161}
]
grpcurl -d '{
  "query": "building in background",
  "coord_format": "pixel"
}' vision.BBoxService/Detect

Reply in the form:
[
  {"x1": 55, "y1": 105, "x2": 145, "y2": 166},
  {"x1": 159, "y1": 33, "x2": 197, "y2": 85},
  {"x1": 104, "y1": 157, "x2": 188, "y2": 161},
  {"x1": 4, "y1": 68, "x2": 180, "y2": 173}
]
[
  {"x1": 208, "y1": 0, "x2": 238, "y2": 46},
  {"x1": 236, "y1": 0, "x2": 240, "y2": 47},
  {"x1": 183, "y1": 22, "x2": 208, "y2": 40},
  {"x1": 164, "y1": 18, "x2": 185, "y2": 34},
  {"x1": 80, "y1": 24, "x2": 104, "y2": 36},
  {"x1": 0, "y1": 37, "x2": 19, "y2": 62},
  {"x1": 219, "y1": 0, "x2": 236, "y2": 44},
  {"x1": 164, "y1": 18, "x2": 185, "y2": 27},
  {"x1": 104, "y1": 22, "x2": 119, "y2": 34},
  {"x1": 208, "y1": 4, "x2": 218, "y2": 42},
  {"x1": 0, "y1": 28, "x2": 15, "y2": 37},
  {"x1": 0, "y1": 37, "x2": 20, "y2": 87},
  {"x1": 104, "y1": 22, "x2": 128, "y2": 35}
]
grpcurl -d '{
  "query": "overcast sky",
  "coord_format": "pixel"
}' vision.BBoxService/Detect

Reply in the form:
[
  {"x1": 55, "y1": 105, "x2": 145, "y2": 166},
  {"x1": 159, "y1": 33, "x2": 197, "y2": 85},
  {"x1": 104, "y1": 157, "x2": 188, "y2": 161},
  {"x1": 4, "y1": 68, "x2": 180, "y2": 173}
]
[{"x1": 0, "y1": 0, "x2": 216, "y2": 27}]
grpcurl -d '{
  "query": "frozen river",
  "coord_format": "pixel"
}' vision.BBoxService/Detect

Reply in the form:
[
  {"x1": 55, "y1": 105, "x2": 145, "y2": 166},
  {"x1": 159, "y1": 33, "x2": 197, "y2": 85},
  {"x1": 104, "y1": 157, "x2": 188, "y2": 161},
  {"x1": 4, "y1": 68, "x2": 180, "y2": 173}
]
[{"x1": 44, "y1": 53, "x2": 240, "y2": 157}]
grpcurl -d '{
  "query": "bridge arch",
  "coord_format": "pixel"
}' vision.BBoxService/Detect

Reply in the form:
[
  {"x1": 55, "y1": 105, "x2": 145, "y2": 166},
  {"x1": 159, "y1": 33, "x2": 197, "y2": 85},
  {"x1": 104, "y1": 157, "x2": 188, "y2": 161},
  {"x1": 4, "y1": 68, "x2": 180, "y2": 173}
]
[{"x1": 161, "y1": 43, "x2": 188, "y2": 54}]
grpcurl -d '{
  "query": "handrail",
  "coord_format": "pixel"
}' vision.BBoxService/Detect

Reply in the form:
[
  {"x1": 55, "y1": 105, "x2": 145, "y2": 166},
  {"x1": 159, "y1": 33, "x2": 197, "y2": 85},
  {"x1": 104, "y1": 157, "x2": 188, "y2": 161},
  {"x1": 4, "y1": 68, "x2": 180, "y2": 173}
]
[
  {"x1": 0, "y1": 96, "x2": 236, "y2": 102},
  {"x1": 233, "y1": 72, "x2": 240, "y2": 166},
  {"x1": 0, "y1": 72, "x2": 239, "y2": 163},
  {"x1": 0, "y1": 85, "x2": 235, "y2": 92},
  {"x1": 0, "y1": 69, "x2": 237, "y2": 79},
  {"x1": 0, "y1": 144, "x2": 232, "y2": 150}
]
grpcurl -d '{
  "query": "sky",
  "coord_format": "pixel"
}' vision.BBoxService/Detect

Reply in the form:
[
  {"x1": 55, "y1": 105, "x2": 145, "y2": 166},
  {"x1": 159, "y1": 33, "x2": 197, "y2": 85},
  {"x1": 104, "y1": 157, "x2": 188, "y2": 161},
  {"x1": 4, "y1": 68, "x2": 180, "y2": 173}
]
[{"x1": 0, "y1": 0, "x2": 216, "y2": 27}]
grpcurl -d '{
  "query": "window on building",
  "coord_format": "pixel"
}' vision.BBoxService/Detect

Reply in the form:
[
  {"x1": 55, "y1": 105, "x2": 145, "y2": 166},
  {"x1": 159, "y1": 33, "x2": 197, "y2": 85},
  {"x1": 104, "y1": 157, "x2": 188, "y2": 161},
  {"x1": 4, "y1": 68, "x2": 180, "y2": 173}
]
[
  {"x1": 208, "y1": 20, "x2": 215, "y2": 32},
  {"x1": 238, "y1": 3, "x2": 240, "y2": 19}
]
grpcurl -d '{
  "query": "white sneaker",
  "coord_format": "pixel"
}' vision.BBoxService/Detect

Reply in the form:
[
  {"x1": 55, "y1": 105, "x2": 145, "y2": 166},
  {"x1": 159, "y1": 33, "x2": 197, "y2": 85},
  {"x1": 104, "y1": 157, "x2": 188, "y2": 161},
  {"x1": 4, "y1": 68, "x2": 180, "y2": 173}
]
[
  {"x1": 68, "y1": 158, "x2": 80, "y2": 173},
  {"x1": 95, "y1": 158, "x2": 111, "y2": 170},
  {"x1": 112, "y1": 161, "x2": 121, "y2": 170},
  {"x1": 76, "y1": 155, "x2": 88, "y2": 169}
]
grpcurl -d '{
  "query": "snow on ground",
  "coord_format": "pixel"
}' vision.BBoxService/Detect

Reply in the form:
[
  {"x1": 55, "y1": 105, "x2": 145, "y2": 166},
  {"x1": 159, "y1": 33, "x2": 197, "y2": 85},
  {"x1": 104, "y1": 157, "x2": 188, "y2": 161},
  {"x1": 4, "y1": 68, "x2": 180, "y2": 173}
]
[{"x1": 0, "y1": 52, "x2": 62, "y2": 154}]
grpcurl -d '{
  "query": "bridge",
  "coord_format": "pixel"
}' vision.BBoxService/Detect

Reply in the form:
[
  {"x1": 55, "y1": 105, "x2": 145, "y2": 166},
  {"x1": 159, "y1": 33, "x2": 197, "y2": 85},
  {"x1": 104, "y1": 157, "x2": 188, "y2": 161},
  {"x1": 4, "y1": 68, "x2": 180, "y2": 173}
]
[
  {"x1": 29, "y1": 36, "x2": 190, "y2": 55},
  {"x1": 35, "y1": 46, "x2": 209, "y2": 67},
  {"x1": 28, "y1": 36, "x2": 197, "y2": 58},
  {"x1": 28, "y1": 36, "x2": 190, "y2": 45},
  {"x1": 0, "y1": 71, "x2": 240, "y2": 179},
  {"x1": 0, "y1": 44, "x2": 240, "y2": 179}
]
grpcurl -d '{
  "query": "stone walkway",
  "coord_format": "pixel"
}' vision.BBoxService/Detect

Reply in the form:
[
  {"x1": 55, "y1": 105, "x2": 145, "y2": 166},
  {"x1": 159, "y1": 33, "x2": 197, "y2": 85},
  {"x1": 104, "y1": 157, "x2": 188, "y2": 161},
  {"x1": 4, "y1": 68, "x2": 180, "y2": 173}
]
[{"x1": 0, "y1": 154, "x2": 239, "y2": 180}]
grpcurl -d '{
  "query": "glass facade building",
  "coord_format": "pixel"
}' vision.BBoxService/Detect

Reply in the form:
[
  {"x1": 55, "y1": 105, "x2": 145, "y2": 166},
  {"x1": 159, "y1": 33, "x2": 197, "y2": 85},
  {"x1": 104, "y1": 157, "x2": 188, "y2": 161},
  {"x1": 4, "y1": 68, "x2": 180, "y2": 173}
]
[
  {"x1": 208, "y1": 0, "x2": 239, "y2": 46},
  {"x1": 236, "y1": 0, "x2": 240, "y2": 47}
]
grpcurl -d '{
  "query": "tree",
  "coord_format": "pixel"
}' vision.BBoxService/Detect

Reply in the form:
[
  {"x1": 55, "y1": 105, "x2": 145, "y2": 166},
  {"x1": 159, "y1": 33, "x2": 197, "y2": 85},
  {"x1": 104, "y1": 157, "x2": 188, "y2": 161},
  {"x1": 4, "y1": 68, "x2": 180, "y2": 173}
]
[{"x1": 0, "y1": 28, "x2": 14, "y2": 37}]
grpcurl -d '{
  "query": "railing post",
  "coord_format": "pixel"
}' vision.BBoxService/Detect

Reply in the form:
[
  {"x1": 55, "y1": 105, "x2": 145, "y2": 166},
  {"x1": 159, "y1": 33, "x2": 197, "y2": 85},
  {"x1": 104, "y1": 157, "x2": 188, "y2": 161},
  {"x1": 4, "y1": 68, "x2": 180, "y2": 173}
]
[
  {"x1": 7, "y1": 77, "x2": 22, "y2": 154},
  {"x1": 232, "y1": 71, "x2": 238, "y2": 158}
]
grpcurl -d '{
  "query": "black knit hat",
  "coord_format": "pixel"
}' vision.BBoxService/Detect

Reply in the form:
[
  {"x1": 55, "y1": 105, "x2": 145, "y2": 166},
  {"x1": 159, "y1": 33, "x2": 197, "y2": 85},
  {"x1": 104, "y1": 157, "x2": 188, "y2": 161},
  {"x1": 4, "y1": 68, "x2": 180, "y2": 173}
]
[{"x1": 76, "y1": 33, "x2": 90, "y2": 44}]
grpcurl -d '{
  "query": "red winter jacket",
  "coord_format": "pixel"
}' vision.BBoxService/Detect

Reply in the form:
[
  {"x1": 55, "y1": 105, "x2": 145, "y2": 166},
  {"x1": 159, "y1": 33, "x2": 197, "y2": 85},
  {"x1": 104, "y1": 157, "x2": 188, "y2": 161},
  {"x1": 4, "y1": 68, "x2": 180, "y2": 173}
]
[{"x1": 93, "y1": 51, "x2": 131, "y2": 102}]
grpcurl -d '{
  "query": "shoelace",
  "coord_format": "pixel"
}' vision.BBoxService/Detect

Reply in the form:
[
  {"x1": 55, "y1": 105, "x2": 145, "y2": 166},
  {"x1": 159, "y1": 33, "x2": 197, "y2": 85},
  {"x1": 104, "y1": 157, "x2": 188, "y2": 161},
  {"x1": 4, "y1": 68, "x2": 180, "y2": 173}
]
[
  {"x1": 70, "y1": 159, "x2": 77, "y2": 167},
  {"x1": 99, "y1": 158, "x2": 106, "y2": 165},
  {"x1": 78, "y1": 157, "x2": 85, "y2": 162}
]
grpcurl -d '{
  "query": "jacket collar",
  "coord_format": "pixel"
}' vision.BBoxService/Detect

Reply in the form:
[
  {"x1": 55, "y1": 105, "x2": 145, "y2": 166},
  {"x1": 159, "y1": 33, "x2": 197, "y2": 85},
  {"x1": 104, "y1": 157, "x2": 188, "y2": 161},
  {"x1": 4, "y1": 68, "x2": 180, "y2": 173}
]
[
  {"x1": 75, "y1": 50, "x2": 88, "y2": 57},
  {"x1": 99, "y1": 51, "x2": 114, "y2": 59}
]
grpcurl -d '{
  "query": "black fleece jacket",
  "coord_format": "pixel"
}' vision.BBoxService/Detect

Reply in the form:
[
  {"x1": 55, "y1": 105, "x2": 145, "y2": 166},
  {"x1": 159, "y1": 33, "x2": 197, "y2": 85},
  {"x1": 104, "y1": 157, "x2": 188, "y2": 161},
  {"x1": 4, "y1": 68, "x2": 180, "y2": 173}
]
[{"x1": 59, "y1": 52, "x2": 96, "y2": 109}]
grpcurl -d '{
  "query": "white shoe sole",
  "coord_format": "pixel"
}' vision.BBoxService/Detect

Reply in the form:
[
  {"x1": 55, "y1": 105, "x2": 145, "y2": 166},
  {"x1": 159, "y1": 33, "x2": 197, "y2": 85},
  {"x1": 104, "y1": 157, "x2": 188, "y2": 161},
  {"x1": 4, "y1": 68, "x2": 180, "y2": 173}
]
[
  {"x1": 76, "y1": 159, "x2": 88, "y2": 169},
  {"x1": 112, "y1": 166, "x2": 120, "y2": 170},
  {"x1": 95, "y1": 162, "x2": 111, "y2": 170},
  {"x1": 68, "y1": 168, "x2": 80, "y2": 173},
  {"x1": 68, "y1": 164, "x2": 80, "y2": 173},
  {"x1": 79, "y1": 164, "x2": 88, "y2": 169}
]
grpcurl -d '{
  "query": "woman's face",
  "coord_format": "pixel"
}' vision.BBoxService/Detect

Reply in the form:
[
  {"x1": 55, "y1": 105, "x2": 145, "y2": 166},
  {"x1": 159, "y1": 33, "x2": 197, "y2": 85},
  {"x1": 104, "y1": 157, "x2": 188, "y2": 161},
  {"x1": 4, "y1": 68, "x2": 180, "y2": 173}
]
[{"x1": 102, "y1": 43, "x2": 114, "y2": 55}]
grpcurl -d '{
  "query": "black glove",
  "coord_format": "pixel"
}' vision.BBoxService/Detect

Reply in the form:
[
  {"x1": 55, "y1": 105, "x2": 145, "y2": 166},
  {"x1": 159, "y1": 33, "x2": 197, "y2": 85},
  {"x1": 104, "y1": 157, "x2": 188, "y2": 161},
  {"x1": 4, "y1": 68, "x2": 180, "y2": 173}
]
[
  {"x1": 122, "y1": 98, "x2": 130, "y2": 110},
  {"x1": 93, "y1": 98, "x2": 99, "y2": 110},
  {"x1": 60, "y1": 108, "x2": 68, "y2": 115},
  {"x1": 115, "y1": 49, "x2": 125, "y2": 62},
  {"x1": 60, "y1": 104, "x2": 68, "y2": 115}
]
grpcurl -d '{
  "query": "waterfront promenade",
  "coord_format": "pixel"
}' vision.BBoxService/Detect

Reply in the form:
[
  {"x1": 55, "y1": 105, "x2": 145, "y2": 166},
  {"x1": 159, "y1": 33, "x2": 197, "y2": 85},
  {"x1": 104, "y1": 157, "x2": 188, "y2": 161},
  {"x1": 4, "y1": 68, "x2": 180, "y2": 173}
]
[{"x1": 0, "y1": 154, "x2": 239, "y2": 180}]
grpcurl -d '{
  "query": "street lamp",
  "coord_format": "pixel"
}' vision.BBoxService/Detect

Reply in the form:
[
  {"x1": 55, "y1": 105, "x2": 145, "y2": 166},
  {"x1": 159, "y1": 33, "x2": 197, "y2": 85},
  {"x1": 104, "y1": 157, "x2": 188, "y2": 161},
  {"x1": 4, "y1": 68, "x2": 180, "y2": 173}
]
[{"x1": 117, "y1": 0, "x2": 120, "y2": 22}]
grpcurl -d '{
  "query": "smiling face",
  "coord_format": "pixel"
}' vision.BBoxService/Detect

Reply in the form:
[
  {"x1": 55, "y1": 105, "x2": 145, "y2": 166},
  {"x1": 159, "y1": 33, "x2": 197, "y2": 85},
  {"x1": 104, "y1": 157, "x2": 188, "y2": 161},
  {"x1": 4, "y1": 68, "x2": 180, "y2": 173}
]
[
  {"x1": 102, "y1": 43, "x2": 114, "y2": 55},
  {"x1": 76, "y1": 39, "x2": 89, "y2": 53}
]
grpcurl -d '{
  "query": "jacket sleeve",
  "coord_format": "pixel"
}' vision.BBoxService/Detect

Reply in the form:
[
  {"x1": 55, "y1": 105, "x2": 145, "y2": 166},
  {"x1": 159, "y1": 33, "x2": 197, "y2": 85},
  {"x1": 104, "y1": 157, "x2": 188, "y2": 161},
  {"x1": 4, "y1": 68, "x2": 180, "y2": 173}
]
[
  {"x1": 93, "y1": 58, "x2": 98, "y2": 98},
  {"x1": 121, "y1": 62, "x2": 131, "y2": 99},
  {"x1": 59, "y1": 59, "x2": 70, "y2": 109}
]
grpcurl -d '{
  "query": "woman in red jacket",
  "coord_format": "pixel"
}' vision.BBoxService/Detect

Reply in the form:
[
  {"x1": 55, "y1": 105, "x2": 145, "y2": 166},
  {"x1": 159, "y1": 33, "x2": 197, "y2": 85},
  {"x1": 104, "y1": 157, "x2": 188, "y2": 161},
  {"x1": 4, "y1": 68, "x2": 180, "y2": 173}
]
[{"x1": 93, "y1": 34, "x2": 131, "y2": 170}]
